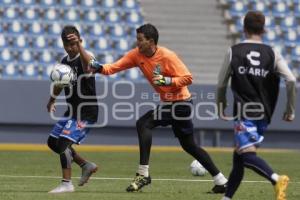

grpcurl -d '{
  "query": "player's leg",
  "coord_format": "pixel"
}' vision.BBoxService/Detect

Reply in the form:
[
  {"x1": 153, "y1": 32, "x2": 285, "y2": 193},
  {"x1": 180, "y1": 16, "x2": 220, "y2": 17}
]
[
  {"x1": 177, "y1": 134, "x2": 227, "y2": 191},
  {"x1": 126, "y1": 110, "x2": 158, "y2": 192},
  {"x1": 221, "y1": 151, "x2": 244, "y2": 200},
  {"x1": 71, "y1": 145, "x2": 98, "y2": 187},
  {"x1": 49, "y1": 137, "x2": 75, "y2": 193},
  {"x1": 172, "y1": 102, "x2": 227, "y2": 193},
  {"x1": 60, "y1": 119, "x2": 98, "y2": 187}
]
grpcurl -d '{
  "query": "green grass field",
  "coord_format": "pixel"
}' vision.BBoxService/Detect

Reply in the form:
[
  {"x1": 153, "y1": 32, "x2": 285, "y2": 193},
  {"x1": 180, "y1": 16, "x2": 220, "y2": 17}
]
[{"x1": 0, "y1": 147, "x2": 299, "y2": 200}]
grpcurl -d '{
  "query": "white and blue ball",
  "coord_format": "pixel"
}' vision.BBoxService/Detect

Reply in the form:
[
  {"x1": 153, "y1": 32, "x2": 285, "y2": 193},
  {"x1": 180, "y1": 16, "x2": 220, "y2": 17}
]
[
  {"x1": 50, "y1": 63, "x2": 74, "y2": 87},
  {"x1": 190, "y1": 160, "x2": 207, "y2": 176}
]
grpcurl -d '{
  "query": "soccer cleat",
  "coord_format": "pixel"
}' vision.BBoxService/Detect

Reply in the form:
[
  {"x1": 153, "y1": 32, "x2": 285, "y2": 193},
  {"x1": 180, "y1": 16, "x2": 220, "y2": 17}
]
[
  {"x1": 275, "y1": 175, "x2": 289, "y2": 200},
  {"x1": 48, "y1": 182, "x2": 75, "y2": 194},
  {"x1": 126, "y1": 173, "x2": 151, "y2": 192},
  {"x1": 209, "y1": 183, "x2": 227, "y2": 194},
  {"x1": 78, "y1": 162, "x2": 98, "y2": 186}
]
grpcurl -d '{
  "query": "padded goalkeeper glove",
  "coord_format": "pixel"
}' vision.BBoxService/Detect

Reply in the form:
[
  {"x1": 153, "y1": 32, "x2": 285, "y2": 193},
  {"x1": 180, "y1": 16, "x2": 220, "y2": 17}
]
[
  {"x1": 152, "y1": 75, "x2": 172, "y2": 86},
  {"x1": 89, "y1": 58, "x2": 103, "y2": 71}
]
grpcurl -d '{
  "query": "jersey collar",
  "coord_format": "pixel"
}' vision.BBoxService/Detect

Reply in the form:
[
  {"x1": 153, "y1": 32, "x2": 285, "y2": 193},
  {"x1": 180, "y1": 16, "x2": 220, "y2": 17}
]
[{"x1": 67, "y1": 53, "x2": 80, "y2": 62}]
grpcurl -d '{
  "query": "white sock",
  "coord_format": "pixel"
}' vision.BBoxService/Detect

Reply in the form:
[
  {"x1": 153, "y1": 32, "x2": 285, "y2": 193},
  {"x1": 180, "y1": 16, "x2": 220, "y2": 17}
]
[
  {"x1": 213, "y1": 173, "x2": 228, "y2": 185},
  {"x1": 137, "y1": 165, "x2": 149, "y2": 177},
  {"x1": 271, "y1": 173, "x2": 279, "y2": 182},
  {"x1": 62, "y1": 179, "x2": 72, "y2": 185},
  {"x1": 221, "y1": 197, "x2": 231, "y2": 200}
]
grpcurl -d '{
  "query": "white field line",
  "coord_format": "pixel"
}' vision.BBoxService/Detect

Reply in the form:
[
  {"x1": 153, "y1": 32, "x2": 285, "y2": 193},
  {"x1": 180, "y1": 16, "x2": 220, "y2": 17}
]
[{"x1": 0, "y1": 174, "x2": 299, "y2": 184}]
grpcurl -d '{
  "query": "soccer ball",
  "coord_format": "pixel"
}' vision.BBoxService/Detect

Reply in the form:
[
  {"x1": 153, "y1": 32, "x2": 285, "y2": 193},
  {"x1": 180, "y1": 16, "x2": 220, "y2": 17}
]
[
  {"x1": 190, "y1": 160, "x2": 207, "y2": 176},
  {"x1": 50, "y1": 63, "x2": 75, "y2": 87}
]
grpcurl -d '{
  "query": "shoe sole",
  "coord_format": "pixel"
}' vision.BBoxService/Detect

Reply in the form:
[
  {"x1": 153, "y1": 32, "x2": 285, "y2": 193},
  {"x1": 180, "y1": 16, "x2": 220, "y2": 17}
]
[{"x1": 78, "y1": 166, "x2": 98, "y2": 186}]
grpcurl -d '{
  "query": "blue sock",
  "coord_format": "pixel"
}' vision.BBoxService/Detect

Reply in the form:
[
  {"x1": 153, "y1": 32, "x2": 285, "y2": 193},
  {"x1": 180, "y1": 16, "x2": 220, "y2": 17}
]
[
  {"x1": 225, "y1": 152, "x2": 244, "y2": 198},
  {"x1": 242, "y1": 152, "x2": 276, "y2": 185}
]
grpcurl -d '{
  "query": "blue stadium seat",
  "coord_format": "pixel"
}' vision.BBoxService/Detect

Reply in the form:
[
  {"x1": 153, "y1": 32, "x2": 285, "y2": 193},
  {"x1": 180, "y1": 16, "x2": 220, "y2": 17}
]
[
  {"x1": 263, "y1": 29, "x2": 280, "y2": 43},
  {"x1": 114, "y1": 38, "x2": 130, "y2": 53},
  {"x1": 102, "y1": 0, "x2": 118, "y2": 9},
  {"x1": 105, "y1": 10, "x2": 121, "y2": 24},
  {"x1": 280, "y1": 16, "x2": 297, "y2": 32},
  {"x1": 228, "y1": 1, "x2": 247, "y2": 19},
  {"x1": 23, "y1": 64, "x2": 39, "y2": 78},
  {"x1": 83, "y1": 9, "x2": 100, "y2": 23},
  {"x1": 264, "y1": 16, "x2": 276, "y2": 28},
  {"x1": 3, "y1": 63, "x2": 19, "y2": 78},
  {"x1": 251, "y1": 1, "x2": 268, "y2": 13},
  {"x1": 20, "y1": 49, "x2": 33, "y2": 63},
  {"x1": 15, "y1": 35, "x2": 29, "y2": 48},
  {"x1": 80, "y1": 0, "x2": 96, "y2": 7},
  {"x1": 272, "y1": 2, "x2": 289, "y2": 19},
  {"x1": 0, "y1": 49, "x2": 13, "y2": 62},
  {"x1": 60, "y1": 0, "x2": 76, "y2": 8},
  {"x1": 47, "y1": 22, "x2": 62, "y2": 36},
  {"x1": 3, "y1": 7, "x2": 18, "y2": 20},
  {"x1": 64, "y1": 9, "x2": 80, "y2": 22},
  {"x1": 44, "y1": 8, "x2": 60, "y2": 22},
  {"x1": 32, "y1": 36, "x2": 47, "y2": 49},
  {"x1": 110, "y1": 24, "x2": 126, "y2": 38},
  {"x1": 1, "y1": 0, "x2": 16, "y2": 5},
  {"x1": 94, "y1": 37, "x2": 111, "y2": 51},
  {"x1": 0, "y1": 34, "x2": 7, "y2": 48},
  {"x1": 283, "y1": 29, "x2": 300, "y2": 47},
  {"x1": 291, "y1": 45, "x2": 300, "y2": 62},
  {"x1": 8, "y1": 21, "x2": 23, "y2": 34},
  {"x1": 88, "y1": 24, "x2": 107, "y2": 37},
  {"x1": 121, "y1": 0, "x2": 140, "y2": 10},
  {"x1": 40, "y1": 0, "x2": 57, "y2": 7},
  {"x1": 23, "y1": 8, "x2": 38, "y2": 21},
  {"x1": 39, "y1": 50, "x2": 52, "y2": 64},
  {"x1": 125, "y1": 11, "x2": 143, "y2": 24},
  {"x1": 28, "y1": 22, "x2": 44, "y2": 35},
  {"x1": 19, "y1": 0, "x2": 36, "y2": 6}
]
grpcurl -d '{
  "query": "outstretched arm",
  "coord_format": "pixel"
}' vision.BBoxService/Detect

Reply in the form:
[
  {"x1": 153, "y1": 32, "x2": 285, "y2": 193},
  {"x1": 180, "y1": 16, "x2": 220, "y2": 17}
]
[{"x1": 66, "y1": 34, "x2": 100, "y2": 73}]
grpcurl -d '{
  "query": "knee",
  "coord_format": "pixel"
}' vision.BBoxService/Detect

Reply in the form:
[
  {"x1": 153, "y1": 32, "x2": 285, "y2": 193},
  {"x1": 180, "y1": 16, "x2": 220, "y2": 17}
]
[{"x1": 47, "y1": 136, "x2": 60, "y2": 154}]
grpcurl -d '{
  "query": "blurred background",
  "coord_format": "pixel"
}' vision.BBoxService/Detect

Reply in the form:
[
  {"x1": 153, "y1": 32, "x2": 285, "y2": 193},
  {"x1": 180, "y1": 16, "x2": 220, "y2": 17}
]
[{"x1": 0, "y1": 0, "x2": 299, "y2": 149}]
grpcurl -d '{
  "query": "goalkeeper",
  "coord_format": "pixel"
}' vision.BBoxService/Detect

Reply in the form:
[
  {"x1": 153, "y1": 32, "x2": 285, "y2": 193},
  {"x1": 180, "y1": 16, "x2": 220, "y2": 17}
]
[{"x1": 67, "y1": 23, "x2": 228, "y2": 193}]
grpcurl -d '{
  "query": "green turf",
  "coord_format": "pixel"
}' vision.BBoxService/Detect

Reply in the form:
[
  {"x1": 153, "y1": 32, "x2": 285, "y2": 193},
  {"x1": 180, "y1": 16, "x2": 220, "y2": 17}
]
[{"x1": 0, "y1": 150, "x2": 299, "y2": 200}]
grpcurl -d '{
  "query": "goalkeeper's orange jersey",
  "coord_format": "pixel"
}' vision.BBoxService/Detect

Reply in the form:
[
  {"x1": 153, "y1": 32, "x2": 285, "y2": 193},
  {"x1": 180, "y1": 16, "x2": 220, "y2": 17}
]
[{"x1": 101, "y1": 46, "x2": 192, "y2": 102}]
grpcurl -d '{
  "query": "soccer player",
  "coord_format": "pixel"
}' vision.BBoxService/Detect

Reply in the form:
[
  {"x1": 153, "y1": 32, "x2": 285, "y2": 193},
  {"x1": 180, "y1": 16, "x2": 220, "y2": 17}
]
[
  {"x1": 47, "y1": 26, "x2": 98, "y2": 193},
  {"x1": 217, "y1": 11, "x2": 297, "y2": 200},
  {"x1": 67, "y1": 23, "x2": 228, "y2": 193}
]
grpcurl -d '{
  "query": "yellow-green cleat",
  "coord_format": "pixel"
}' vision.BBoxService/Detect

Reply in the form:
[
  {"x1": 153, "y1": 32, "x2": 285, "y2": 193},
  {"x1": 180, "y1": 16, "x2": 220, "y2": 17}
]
[
  {"x1": 275, "y1": 175, "x2": 289, "y2": 200},
  {"x1": 126, "y1": 173, "x2": 151, "y2": 192}
]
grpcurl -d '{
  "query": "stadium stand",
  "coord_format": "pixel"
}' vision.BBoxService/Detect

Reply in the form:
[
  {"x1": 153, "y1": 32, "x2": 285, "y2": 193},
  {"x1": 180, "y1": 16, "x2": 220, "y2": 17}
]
[
  {"x1": 0, "y1": 0, "x2": 144, "y2": 80},
  {"x1": 218, "y1": 0, "x2": 300, "y2": 82},
  {"x1": 140, "y1": 0, "x2": 231, "y2": 84}
]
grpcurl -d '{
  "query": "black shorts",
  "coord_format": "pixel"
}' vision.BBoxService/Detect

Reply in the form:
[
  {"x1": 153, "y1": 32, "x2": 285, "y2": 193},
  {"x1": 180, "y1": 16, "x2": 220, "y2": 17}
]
[{"x1": 138, "y1": 100, "x2": 194, "y2": 137}]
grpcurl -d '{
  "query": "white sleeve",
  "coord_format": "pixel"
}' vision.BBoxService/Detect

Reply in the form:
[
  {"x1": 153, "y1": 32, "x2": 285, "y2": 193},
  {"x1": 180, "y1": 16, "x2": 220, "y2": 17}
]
[
  {"x1": 217, "y1": 47, "x2": 232, "y2": 112},
  {"x1": 273, "y1": 49, "x2": 297, "y2": 116},
  {"x1": 273, "y1": 49, "x2": 296, "y2": 82}
]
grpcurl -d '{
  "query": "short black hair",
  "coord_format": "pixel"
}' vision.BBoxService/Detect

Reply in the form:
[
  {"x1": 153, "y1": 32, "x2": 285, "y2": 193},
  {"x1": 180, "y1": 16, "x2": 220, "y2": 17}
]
[
  {"x1": 61, "y1": 25, "x2": 80, "y2": 43},
  {"x1": 136, "y1": 23, "x2": 159, "y2": 45},
  {"x1": 244, "y1": 11, "x2": 265, "y2": 35}
]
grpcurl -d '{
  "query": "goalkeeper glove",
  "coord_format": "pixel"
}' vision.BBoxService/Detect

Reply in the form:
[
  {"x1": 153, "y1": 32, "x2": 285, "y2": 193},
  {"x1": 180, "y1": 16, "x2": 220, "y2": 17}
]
[
  {"x1": 152, "y1": 75, "x2": 172, "y2": 86},
  {"x1": 89, "y1": 58, "x2": 103, "y2": 71}
]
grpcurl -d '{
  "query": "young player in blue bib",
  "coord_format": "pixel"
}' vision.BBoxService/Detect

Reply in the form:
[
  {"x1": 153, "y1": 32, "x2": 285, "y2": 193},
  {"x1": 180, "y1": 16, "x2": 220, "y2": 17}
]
[{"x1": 217, "y1": 11, "x2": 297, "y2": 200}]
